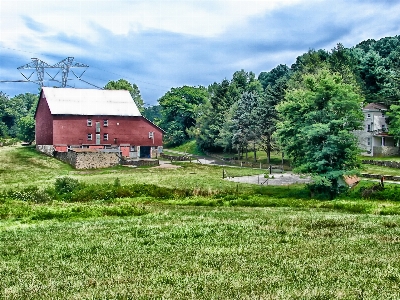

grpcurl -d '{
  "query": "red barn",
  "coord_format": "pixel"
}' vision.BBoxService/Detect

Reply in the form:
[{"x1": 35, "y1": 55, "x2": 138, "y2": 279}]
[{"x1": 35, "y1": 87, "x2": 163, "y2": 158}]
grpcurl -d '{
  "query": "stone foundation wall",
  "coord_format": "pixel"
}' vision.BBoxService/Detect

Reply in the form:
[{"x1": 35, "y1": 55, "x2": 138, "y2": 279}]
[
  {"x1": 160, "y1": 153, "x2": 192, "y2": 161},
  {"x1": 55, "y1": 151, "x2": 120, "y2": 169},
  {"x1": 121, "y1": 159, "x2": 159, "y2": 167},
  {"x1": 36, "y1": 145, "x2": 55, "y2": 156},
  {"x1": 373, "y1": 146, "x2": 399, "y2": 156},
  {"x1": 362, "y1": 160, "x2": 400, "y2": 169},
  {"x1": 361, "y1": 173, "x2": 400, "y2": 181}
]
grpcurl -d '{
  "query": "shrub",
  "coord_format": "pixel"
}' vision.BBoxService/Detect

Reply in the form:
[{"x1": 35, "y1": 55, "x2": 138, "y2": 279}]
[
  {"x1": 2, "y1": 186, "x2": 52, "y2": 203},
  {"x1": 54, "y1": 177, "x2": 82, "y2": 194}
]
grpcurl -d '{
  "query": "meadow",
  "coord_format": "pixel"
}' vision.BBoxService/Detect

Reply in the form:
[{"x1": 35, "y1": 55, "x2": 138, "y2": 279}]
[{"x1": 2, "y1": 145, "x2": 400, "y2": 299}]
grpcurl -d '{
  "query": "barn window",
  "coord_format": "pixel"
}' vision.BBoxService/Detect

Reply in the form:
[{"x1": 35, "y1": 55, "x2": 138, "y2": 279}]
[
  {"x1": 87, "y1": 119, "x2": 92, "y2": 126},
  {"x1": 104, "y1": 119, "x2": 108, "y2": 127},
  {"x1": 103, "y1": 133, "x2": 108, "y2": 141},
  {"x1": 96, "y1": 122, "x2": 100, "y2": 133},
  {"x1": 87, "y1": 133, "x2": 92, "y2": 141}
]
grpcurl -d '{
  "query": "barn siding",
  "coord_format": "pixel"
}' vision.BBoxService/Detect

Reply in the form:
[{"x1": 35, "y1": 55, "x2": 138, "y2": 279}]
[
  {"x1": 35, "y1": 96, "x2": 53, "y2": 145},
  {"x1": 51, "y1": 115, "x2": 163, "y2": 147}
]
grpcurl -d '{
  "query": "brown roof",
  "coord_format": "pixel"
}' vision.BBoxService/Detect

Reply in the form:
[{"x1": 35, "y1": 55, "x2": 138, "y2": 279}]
[
  {"x1": 343, "y1": 175, "x2": 360, "y2": 187},
  {"x1": 364, "y1": 103, "x2": 388, "y2": 111}
]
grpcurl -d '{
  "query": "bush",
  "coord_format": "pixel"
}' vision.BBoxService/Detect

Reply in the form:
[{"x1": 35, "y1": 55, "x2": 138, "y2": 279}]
[
  {"x1": 54, "y1": 177, "x2": 82, "y2": 194},
  {"x1": 2, "y1": 186, "x2": 52, "y2": 203}
]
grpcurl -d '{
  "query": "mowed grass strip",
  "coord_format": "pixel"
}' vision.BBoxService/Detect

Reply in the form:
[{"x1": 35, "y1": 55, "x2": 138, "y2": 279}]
[{"x1": 1, "y1": 206, "x2": 400, "y2": 299}]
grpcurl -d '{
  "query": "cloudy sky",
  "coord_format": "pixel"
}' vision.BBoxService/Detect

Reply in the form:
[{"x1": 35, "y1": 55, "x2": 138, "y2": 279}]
[{"x1": 1, "y1": 0, "x2": 399, "y2": 105}]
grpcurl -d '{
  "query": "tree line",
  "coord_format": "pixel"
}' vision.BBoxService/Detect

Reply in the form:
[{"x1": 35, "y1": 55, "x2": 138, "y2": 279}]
[
  {"x1": 155, "y1": 36, "x2": 400, "y2": 197},
  {"x1": 1, "y1": 35, "x2": 399, "y2": 196}
]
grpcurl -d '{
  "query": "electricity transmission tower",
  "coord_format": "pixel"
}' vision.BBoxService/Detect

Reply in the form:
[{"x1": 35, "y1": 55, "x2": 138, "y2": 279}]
[
  {"x1": 51, "y1": 57, "x2": 89, "y2": 87},
  {"x1": 17, "y1": 58, "x2": 52, "y2": 87},
  {"x1": 16, "y1": 57, "x2": 97, "y2": 88}
]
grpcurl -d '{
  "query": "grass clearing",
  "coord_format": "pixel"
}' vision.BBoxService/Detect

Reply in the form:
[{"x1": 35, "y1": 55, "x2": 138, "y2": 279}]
[
  {"x1": 3, "y1": 145, "x2": 400, "y2": 297},
  {"x1": 167, "y1": 140, "x2": 205, "y2": 156},
  {"x1": 1, "y1": 206, "x2": 400, "y2": 299},
  {"x1": 361, "y1": 164, "x2": 400, "y2": 176},
  {"x1": 0, "y1": 145, "x2": 265, "y2": 191},
  {"x1": 361, "y1": 155, "x2": 400, "y2": 162}
]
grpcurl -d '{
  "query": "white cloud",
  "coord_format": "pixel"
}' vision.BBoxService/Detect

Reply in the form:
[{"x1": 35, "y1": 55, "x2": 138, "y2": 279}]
[{"x1": 1, "y1": 0, "x2": 304, "y2": 47}]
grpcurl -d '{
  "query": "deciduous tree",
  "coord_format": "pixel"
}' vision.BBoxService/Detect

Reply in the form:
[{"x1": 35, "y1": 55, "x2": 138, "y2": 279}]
[
  {"x1": 104, "y1": 79, "x2": 145, "y2": 113},
  {"x1": 276, "y1": 69, "x2": 364, "y2": 197},
  {"x1": 158, "y1": 86, "x2": 208, "y2": 146}
]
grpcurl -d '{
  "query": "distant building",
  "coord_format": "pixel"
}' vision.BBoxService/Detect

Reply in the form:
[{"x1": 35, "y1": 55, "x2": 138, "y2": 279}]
[
  {"x1": 35, "y1": 87, "x2": 163, "y2": 158},
  {"x1": 355, "y1": 103, "x2": 397, "y2": 156}
]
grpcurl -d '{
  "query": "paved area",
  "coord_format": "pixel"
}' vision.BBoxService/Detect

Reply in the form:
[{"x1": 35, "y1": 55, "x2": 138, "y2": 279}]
[
  {"x1": 162, "y1": 149, "x2": 312, "y2": 186},
  {"x1": 225, "y1": 173, "x2": 312, "y2": 186}
]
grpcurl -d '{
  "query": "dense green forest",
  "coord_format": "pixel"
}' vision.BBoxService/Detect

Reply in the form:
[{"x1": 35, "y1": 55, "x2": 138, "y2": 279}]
[
  {"x1": 158, "y1": 37, "x2": 400, "y2": 153},
  {"x1": 1, "y1": 35, "x2": 400, "y2": 195}
]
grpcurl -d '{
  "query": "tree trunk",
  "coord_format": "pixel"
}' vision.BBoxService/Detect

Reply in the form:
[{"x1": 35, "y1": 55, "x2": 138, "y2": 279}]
[{"x1": 253, "y1": 141, "x2": 257, "y2": 162}]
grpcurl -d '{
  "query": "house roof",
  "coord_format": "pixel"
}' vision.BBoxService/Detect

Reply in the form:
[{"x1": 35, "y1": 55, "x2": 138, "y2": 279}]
[
  {"x1": 41, "y1": 87, "x2": 141, "y2": 116},
  {"x1": 363, "y1": 103, "x2": 388, "y2": 111}
]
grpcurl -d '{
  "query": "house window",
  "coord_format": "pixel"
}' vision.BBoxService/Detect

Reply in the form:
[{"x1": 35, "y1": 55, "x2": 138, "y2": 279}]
[
  {"x1": 382, "y1": 113, "x2": 385, "y2": 117},
  {"x1": 103, "y1": 133, "x2": 108, "y2": 141},
  {"x1": 87, "y1": 133, "x2": 92, "y2": 141},
  {"x1": 104, "y1": 119, "x2": 108, "y2": 127},
  {"x1": 367, "y1": 124, "x2": 371, "y2": 132},
  {"x1": 367, "y1": 138, "x2": 371, "y2": 146},
  {"x1": 367, "y1": 113, "x2": 371, "y2": 118},
  {"x1": 130, "y1": 146, "x2": 136, "y2": 152},
  {"x1": 382, "y1": 124, "x2": 387, "y2": 132},
  {"x1": 87, "y1": 119, "x2": 92, "y2": 126}
]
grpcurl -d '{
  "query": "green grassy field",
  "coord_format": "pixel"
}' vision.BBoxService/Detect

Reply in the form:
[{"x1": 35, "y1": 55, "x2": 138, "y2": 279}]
[
  {"x1": 2, "y1": 145, "x2": 400, "y2": 298},
  {"x1": 2, "y1": 206, "x2": 400, "y2": 299}
]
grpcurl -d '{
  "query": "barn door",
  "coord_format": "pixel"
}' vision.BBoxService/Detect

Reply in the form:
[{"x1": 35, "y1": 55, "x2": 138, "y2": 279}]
[
  {"x1": 96, "y1": 134, "x2": 101, "y2": 145},
  {"x1": 96, "y1": 122, "x2": 101, "y2": 133}
]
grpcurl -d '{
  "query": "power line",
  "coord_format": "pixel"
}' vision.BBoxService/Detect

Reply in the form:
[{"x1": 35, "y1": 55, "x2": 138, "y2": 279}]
[{"x1": 0, "y1": 45, "x2": 171, "y2": 91}]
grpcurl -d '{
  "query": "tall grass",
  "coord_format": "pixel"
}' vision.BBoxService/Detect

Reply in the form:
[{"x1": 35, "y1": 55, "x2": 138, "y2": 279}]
[{"x1": 1, "y1": 206, "x2": 400, "y2": 299}]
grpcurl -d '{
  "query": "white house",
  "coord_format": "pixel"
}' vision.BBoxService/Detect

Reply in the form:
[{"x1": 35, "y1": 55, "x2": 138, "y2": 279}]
[{"x1": 356, "y1": 103, "x2": 397, "y2": 156}]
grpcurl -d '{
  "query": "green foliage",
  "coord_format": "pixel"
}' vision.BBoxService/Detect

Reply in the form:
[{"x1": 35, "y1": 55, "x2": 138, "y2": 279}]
[
  {"x1": 256, "y1": 65, "x2": 291, "y2": 162},
  {"x1": 54, "y1": 177, "x2": 82, "y2": 194},
  {"x1": 387, "y1": 104, "x2": 400, "y2": 141},
  {"x1": 142, "y1": 104, "x2": 162, "y2": 123},
  {"x1": 168, "y1": 140, "x2": 205, "y2": 156},
  {"x1": 158, "y1": 85, "x2": 208, "y2": 146},
  {"x1": 0, "y1": 92, "x2": 38, "y2": 139},
  {"x1": 104, "y1": 79, "x2": 145, "y2": 112},
  {"x1": 1, "y1": 186, "x2": 52, "y2": 203},
  {"x1": 277, "y1": 68, "x2": 364, "y2": 197},
  {"x1": 16, "y1": 115, "x2": 35, "y2": 143},
  {"x1": 195, "y1": 70, "x2": 262, "y2": 152},
  {"x1": 231, "y1": 91, "x2": 259, "y2": 157}
]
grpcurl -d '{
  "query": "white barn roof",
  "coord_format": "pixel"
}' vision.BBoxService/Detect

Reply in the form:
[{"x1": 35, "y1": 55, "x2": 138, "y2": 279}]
[{"x1": 42, "y1": 87, "x2": 141, "y2": 116}]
